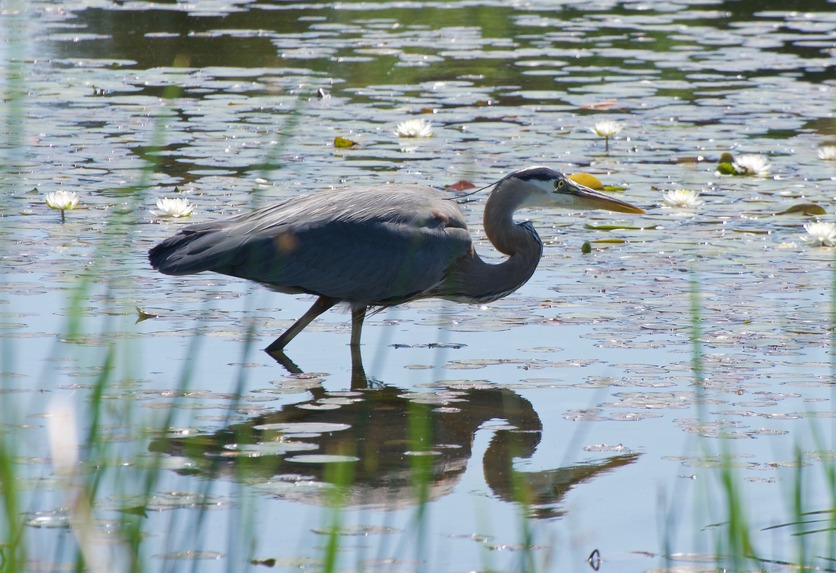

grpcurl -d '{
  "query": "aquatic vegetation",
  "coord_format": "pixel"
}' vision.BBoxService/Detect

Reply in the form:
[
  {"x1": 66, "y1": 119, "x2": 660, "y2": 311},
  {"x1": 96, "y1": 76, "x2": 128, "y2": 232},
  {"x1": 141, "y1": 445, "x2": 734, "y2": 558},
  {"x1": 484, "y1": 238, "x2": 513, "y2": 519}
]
[
  {"x1": 716, "y1": 152, "x2": 771, "y2": 177},
  {"x1": 568, "y1": 172, "x2": 604, "y2": 190},
  {"x1": 774, "y1": 203, "x2": 826, "y2": 216},
  {"x1": 662, "y1": 189, "x2": 703, "y2": 208},
  {"x1": 445, "y1": 179, "x2": 476, "y2": 191},
  {"x1": 568, "y1": 172, "x2": 626, "y2": 192},
  {"x1": 801, "y1": 221, "x2": 836, "y2": 247},
  {"x1": 152, "y1": 196, "x2": 194, "y2": 218},
  {"x1": 45, "y1": 190, "x2": 80, "y2": 211},
  {"x1": 731, "y1": 154, "x2": 771, "y2": 177},
  {"x1": 45, "y1": 190, "x2": 80, "y2": 222},
  {"x1": 817, "y1": 145, "x2": 836, "y2": 160},
  {"x1": 5, "y1": 3, "x2": 836, "y2": 572},
  {"x1": 589, "y1": 119, "x2": 622, "y2": 151},
  {"x1": 394, "y1": 118, "x2": 433, "y2": 138},
  {"x1": 717, "y1": 153, "x2": 771, "y2": 177},
  {"x1": 589, "y1": 119, "x2": 622, "y2": 138},
  {"x1": 333, "y1": 136, "x2": 357, "y2": 148}
]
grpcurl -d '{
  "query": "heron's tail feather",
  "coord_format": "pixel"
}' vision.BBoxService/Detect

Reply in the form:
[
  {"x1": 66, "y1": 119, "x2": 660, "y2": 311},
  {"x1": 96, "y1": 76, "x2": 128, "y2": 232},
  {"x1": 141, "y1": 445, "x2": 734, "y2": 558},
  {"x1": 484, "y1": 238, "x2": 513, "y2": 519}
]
[{"x1": 149, "y1": 227, "x2": 241, "y2": 275}]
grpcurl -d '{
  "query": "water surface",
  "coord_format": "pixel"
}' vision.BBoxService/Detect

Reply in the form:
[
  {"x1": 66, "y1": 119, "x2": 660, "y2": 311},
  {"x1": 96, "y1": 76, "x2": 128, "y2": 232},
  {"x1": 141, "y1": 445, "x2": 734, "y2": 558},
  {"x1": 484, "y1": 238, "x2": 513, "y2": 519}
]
[{"x1": 1, "y1": 1, "x2": 834, "y2": 571}]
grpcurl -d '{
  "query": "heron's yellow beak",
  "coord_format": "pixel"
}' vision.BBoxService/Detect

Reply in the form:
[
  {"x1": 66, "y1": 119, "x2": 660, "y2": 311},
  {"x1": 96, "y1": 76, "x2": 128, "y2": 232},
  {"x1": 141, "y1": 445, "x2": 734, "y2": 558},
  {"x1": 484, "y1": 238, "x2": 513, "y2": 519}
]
[{"x1": 564, "y1": 181, "x2": 645, "y2": 214}]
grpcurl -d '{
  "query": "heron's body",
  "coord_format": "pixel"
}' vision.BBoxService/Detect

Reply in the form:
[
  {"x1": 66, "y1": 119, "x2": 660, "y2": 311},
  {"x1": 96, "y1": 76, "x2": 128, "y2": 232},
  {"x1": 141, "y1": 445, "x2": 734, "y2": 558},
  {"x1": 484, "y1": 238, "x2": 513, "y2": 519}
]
[
  {"x1": 149, "y1": 166, "x2": 644, "y2": 353},
  {"x1": 150, "y1": 186, "x2": 482, "y2": 305}
]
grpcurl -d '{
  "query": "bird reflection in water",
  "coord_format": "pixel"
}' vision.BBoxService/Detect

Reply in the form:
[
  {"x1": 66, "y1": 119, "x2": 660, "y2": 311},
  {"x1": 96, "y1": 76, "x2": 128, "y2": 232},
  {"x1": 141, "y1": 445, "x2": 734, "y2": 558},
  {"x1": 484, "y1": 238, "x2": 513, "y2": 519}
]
[
  {"x1": 149, "y1": 167, "x2": 643, "y2": 515},
  {"x1": 151, "y1": 377, "x2": 639, "y2": 519}
]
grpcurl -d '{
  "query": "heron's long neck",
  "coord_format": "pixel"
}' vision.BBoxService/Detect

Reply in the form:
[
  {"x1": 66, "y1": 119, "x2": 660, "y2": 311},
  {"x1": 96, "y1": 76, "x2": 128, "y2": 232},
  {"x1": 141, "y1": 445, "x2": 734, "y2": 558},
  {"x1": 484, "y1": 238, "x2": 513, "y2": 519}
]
[
  {"x1": 483, "y1": 181, "x2": 535, "y2": 256},
  {"x1": 443, "y1": 181, "x2": 543, "y2": 303}
]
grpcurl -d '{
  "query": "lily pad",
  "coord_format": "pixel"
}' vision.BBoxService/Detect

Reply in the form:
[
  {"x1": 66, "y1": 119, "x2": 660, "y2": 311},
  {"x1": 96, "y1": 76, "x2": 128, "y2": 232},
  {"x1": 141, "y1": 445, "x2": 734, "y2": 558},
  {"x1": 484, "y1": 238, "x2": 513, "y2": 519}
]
[
  {"x1": 252, "y1": 422, "x2": 351, "y2": 434},
  {"x1": 285, "y1": 454, "x2": 359, "y2": 464},
  {"x1": 568, "y1": 173, "x2": 603, "y2": 190},
  {"x1": 731, "y1": 228, "x2": 771, "y2": 235},
  {"x1": 135, "y1": 306, "x2": 158, "y2": 323},
  {"x1": 774, "y1": 203, "x2": 826, "y2": 216},
  {"x1": 716, "y1": 162, "x2": 737, "y2": 175},
  {"x1": 333, "y1": 136, "x2": 357, "y2": 148},
  {"x1": 584, "y1": 224, "x2": 658, "y2": 231},
  {"x1": 311, "y1": 525, "x2": 399, "y2": 536}
]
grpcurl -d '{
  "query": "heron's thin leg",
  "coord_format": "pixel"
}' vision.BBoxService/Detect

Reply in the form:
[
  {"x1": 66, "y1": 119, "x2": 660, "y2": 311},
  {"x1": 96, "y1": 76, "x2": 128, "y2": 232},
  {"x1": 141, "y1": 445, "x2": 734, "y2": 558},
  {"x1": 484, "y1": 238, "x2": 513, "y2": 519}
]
[
  {"x1": 349, "y1": 306, "x2": 366, "y2": 348},
  {"x1": 265, "y1": 296, "x2": 337, "y2": 353},
  {"x1": 349, "y1": 344, "x2": 367, "y2": 390}
]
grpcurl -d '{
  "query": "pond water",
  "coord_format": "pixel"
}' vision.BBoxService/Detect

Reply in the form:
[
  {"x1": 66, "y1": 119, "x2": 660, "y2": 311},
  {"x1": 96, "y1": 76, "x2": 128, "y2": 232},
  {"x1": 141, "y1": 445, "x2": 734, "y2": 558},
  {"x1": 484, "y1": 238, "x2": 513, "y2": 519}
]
[{"x1": 1, "y1": 0, "x2": 835, "y2": 571}]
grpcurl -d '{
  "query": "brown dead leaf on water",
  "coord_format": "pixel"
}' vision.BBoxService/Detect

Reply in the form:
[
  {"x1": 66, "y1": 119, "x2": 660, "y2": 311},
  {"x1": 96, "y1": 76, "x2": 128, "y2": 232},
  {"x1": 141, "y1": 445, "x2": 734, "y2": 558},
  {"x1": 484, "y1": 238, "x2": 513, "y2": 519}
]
[
  {"x1": 581, "y1": 100, "x2": 619, "y2": 110},
  {"x1": 445, "y1": 180, "x2": 476, "y2": 191}
]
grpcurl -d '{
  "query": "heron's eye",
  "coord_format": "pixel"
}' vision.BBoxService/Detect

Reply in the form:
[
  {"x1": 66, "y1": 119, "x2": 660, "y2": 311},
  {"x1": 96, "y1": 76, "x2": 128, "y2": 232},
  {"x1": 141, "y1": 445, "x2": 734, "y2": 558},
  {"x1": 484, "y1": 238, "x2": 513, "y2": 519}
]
[{"x1": 555, "y1": 180, "x2": 565, "y2": 190}]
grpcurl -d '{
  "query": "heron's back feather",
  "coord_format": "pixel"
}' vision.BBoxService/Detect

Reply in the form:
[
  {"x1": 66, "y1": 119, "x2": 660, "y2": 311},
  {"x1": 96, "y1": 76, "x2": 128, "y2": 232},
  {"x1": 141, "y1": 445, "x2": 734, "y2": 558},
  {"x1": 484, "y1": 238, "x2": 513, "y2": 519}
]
[{"x1": 149, "y1": 186, "x2": 471, "y2": 305}]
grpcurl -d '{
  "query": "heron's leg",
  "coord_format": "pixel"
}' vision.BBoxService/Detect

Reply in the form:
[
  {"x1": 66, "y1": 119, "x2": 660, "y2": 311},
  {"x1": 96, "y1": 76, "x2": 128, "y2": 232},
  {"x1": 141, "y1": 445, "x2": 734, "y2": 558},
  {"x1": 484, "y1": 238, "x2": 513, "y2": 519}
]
[
  {"x1": 265, "y1": 296, "x2": 337, "y2": 353},
  {"x1": 349, "y1": 306, "x2": 366, "y2": 348}
]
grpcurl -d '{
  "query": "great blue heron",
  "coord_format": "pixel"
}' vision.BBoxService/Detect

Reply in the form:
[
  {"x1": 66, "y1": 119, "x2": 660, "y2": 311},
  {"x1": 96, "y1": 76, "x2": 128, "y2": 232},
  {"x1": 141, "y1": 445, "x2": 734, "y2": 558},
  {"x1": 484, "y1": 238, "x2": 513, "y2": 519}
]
[{"x1": 149, "y1": 166, "x2": 644, "y2": 354}]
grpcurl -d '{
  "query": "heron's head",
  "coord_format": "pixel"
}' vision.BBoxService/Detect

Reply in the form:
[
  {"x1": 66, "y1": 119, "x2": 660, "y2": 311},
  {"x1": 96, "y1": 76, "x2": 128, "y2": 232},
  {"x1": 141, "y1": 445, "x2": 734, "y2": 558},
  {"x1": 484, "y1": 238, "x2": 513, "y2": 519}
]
[{"x1": 507, "y1": 166, "x2": 645, "y2": 214}]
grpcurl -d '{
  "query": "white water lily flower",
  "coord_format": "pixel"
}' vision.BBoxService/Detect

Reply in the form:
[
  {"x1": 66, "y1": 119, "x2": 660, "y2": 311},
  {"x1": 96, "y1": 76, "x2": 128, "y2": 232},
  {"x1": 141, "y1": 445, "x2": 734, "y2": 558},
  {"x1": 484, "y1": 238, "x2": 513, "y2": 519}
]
[
  {"x1": 45, "y1": 190, "x2": 80, "y2": 211},
  {"x1": 590, "y1": 120, "x2": 623, "y2": 138},
  {"x1": 731, "y1": 154, "x2": 770, "y2": 177},
  {"x1": 817, "y1": 145, "x2": 836, "y2": 160},
  {"x1": 395, "y1": 118, "x2": 433, "y2": 138},
  {"x1": 590, "y1": 120, "x2": 622, "y2": 151},
  {"x1": 662, "y1": 189, "x2": 703, "y2": 208},
  {"x1": 153, "y1": 197, "x2": 194, "y2": 218},
  {"x1": 801, "y1": 221, "x2": 836, "y2": 247}
]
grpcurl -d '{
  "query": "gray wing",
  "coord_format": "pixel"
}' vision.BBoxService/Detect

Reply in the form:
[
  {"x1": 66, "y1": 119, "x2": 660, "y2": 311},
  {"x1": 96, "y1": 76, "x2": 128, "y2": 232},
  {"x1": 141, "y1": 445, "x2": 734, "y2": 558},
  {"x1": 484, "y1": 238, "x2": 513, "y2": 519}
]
[{"x1": 149, "y1": 185, "x2": 472, "y2": 305}]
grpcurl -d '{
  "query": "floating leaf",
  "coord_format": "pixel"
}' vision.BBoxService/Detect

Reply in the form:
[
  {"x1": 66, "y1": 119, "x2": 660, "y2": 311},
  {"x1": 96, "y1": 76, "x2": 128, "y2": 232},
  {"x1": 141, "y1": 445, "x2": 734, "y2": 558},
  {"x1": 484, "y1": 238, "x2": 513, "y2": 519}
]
[
  {"x1": 253, "y1": 422, "x2": 350, "y2": 433},
  {"x1": 156, "y1": 550, "x2": 223, "y2": 561},
  {"x1": 674, "y1": 156, "x2": 706, "y2": 164},
  {"x1": 585, "y1": 224, "x2": 658, "y2": 231},
  {"x1": 732, "y1": 228, "x2": 771, "y2": 235},
  {"x1": 311, "y1": 525, "x2": 399, "y2": 536},
  {"x1": 568, "y1": 173, "x2": 603, "y2": 190},
  {"x1": 446, "y1": 180, "x2": 476, "y2": 191},
  {"x1": 119, "y1": 506, "x2": 149, "y2": 518},
  {"x1": 716, "y1": 162, "x2": 737, "y2": 175},
  {"x1": 285, "y1": 454, "x2": 359, "y2": 464},
  {"x1": 591, "y1": 238, "x2": 627, "y2": 244},
  {"x1": 581, "y1": 241, "x2": 592, "y2": 254},
  {"x1": 580, "y1": 100, "x2": 618, "y2": 110},
  {"x1": 333, "y1": 136, "x2": 357, "y2": 149},
  {"x1": 135, "y1": 307, "x2": 158, "y2": 323},
  {"x1": 602, "y1": 185, "x2": 627, "y2": 192},
  {"x1": 775, "y1": 203, "x2": 826, "y2": 216}
]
